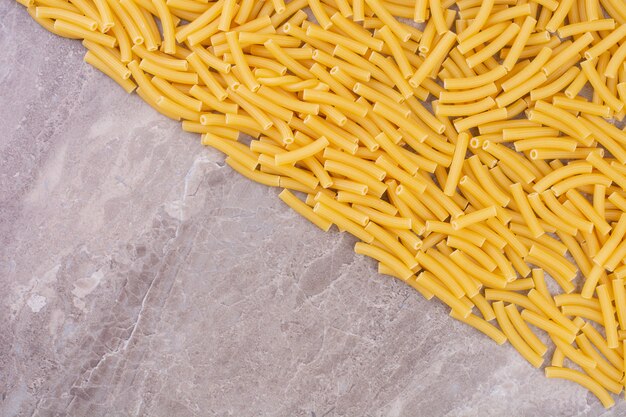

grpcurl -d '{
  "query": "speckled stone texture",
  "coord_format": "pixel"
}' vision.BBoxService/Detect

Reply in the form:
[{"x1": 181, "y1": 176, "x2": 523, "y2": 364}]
[{"x1": 2, "y1": 3, "x2": 626, "y2": 417}]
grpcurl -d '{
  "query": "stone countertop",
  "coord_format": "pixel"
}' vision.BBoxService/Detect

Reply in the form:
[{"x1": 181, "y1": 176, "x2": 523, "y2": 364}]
[{"x1": 2, "y1": 2, "x2": 626, "y2": 416}]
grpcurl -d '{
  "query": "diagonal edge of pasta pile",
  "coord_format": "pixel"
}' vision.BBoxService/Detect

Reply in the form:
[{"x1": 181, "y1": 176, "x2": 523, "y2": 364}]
[{"x1": 17, "y1": 0, "x2": 626, "y2": 408}]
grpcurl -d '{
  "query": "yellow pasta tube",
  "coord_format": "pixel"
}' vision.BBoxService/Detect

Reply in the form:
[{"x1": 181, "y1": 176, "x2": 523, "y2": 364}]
[
  {"x1": 531, "y1": 269, "x2": 551, "y2": 302},
  {"x1": 216, "y1": 0, "x2": 236, "y2": 31},
  {"x1": 35, "y1": 6, "x2": 98, "y2": 30},
  {"x1": 409, "y1": 31, "x2": 457, "y2": 88},
  {"x1": 128, "y1": 60, "x2": 162, "y2": 103},
  {"x1": 434, "y1": 97, "x2": 496, "y2": 117},
  {"x1": 83, "y1": 39, "x2": 130, "y2": 79},
  {"x1": 529, "y1": 243, "x2": 578, "y2": 280},
  {"x1": 533, "y1": 163, "x2": 592, "y2": 193},
  {"x1": 324, "y1": 148, "x2": 386, "y2": 181},
  {"x1": 605, "y1": 41, "x2": 626, "y2": 79},
  {"x1": 364, "y1": 0, "x2": 411, "y2": 41},
  {"x1": 152, "y1": 77, "x2": 202, "y2": 112},
  {"x1": 450, "y1": 250, "x2": 508, "y2": 288},
  {"x1": 528, "y1": 289, "x2": 580, "y2": 334},
  {"x1": 544, "y1": 0, "x2": 574, "y2": 32},
  {"x1": 415, "y1": 249, "x2": 467, "y2": 299},
  {"x1": 302, "y1": 89, "x2": 368, "y2": 118},
  {"x1": 26, "y1": 5, "x2": 80, "y2": 37},
  {"x1": 555, "y1": 293, "x2": 601, "y2": 310},
  {"x1": 365, "y1": 223, "x2": 418, "y2": 269},
  {"x1": 502, "y1": 47, "x2": 552, "y2": 92},
  {"x1": 377, "y1": 25, "x2": 413, "y2": 78},
  {"x1": 444, "y1": 65, "x2": 507, "y2": 90},
  {"x1": 416, "y1": 271, "x2": 472, "y2": 317},
  {"x1": 457, "y1": 22, "x2": 508, "y2": 55},
  {"x1": 502, "y1": 16, "x2": 537, "y2": 71},
  {"x1": 466, "y1": 156, "x2": 510, "y2": 206},
  {"x1": 313, "y1": 193, "x2": 368, "y2": 226},
  {"x1": 355, "y1": 242, "x2": 413, "y2": 280},
  {"x1": 505, "y1": 303, "x2": 548, "y2": 356},
  {"x1": 266, "y1": 39, "x2": 313, "y2": 80},
  {"x1": 565, "y1": 189, "x2": 612, "y2": 235},
  {"x1": 324, "y1": 160, "x2": 387, "y2": 197},
  {"x1": 438, "y1": 83, "x2": 498, "y2": 104},
  {"x1": 531, "y1": 67, "x2": 580, "y2": 101},
  {"x1": 520, "y1": 309, "x2": 576, "y2": 342},
  {"x1": 550, "y1": 335, "x2": 597, "y2": 370},
  {"x1": 514, "y1": 138, "x2": 578, "y2": 152},
  {"x1": 313, "y1": 203, "x2": 373, "y2": 242},
  {"x1": 542, "y1": 33, "x2": 593, "y2": 76},
  {"x1": 225, "y1": 32, "x2": 259, "y2": 92},
  {"x1": 545, "y1": 367, "x2": 614, "y2": 408},
  {"x1": 597, "y1": 284, "x2": 620, "y2": 349},
  {"x1": 454, "y1": 108, "x2": 508, "y2": 132},
  {"x1": 150, "y1": 0, "x2": 175, "y2": 53},
  {"x1": 467, "y1": 23, "x2": 520, "y2": 69},
  {"x1": 457, "y1": 0, "x2": 494, "y2": 41},
  {"x1": 447, "y1": 236, "x2": 496, "y2": 271},
  {"x1": 612, "y1": 278, "x2": 626, "y2": 330},
  {"x1": 558, "y1": 18, "x2": 615, "y2": 37},
  {"x1": 427, "y1": 248, "x2": 480, "y2": 296},
  {"x1": 203, "y1": 133, "x2": 258, "y2": 171},
  {"x1": 561, "y1": 305, "x2": 605, "y2": 325},
  {"x1": 451, "y1": 206, "x2": 497, "y2": 230},
  {"x1": 226, "y1": 156, "x2": 280, "y2": 187},
  {"x1": 93, "y1": 0, "x2": 114, "y2": 31},
  {"x1": 443, "y1": 132, "x2": 469, "y2": 196},
  {"x1": 278, "y1": 189, "x2": 332, "y2": 231},
  {"x1": 483, "y1": 141, "x2": 536, "y2": 183},
  {"x1": 132, "y1": 45, "x2": 187, "y2": 71},
  {"x1": 53, "y1": 19, "x2": 116, "y2": 47},
  {"x1": 581, "y1": 322, "x2": 624, "y2": 371},
  {"x1": 510, "y1": 183, "x2": 544, "y2": 238},
  {"x1": 550, "y1": 173, "x2": 612, "y2": 197},
  {"x1": 302, "y1": 115, "x2": 358, "y2": 154},
  {"x1": 336, "y1": 191, "x2": 396, "y2": 217},
  {"x1": 275, "y1": 136, "x2": 329, "y2": 165},
  {"x1": 413, "y1": 0, "x2": 428, "y2": 22},
  {"x1": 553, "y1": 95, "x2": 611, "y2": 117},
  {"x1": 83, "y1": 51, "x2": 136, "y2": 93},
  {"x1": 139, "y1": 58, "x2": 197, "y2": 84},
  {"x1": 493, "y1": 301, "x2": 544, "y2": 367},
  {"x1": 581, "y1": 59, "x2": 624, "y2": 112},
  {"x1": 450, "y1": 311, "x2": 507, "y2": 344},
  {"x1": 586, "y1": 24, "x2": 626, "y2": 60},
  {"x1": 534, "y1": 100, "x2": 592, "y2": 139},
  {"x1": 352, "y1": 205, "x2": 411, "y2": 229},
  {"x1": 498, "y1": 72, "x2": 549, "y2": 108},
  {"x1": 118, "y1": 0, "x2": 158, "y2": 50}
]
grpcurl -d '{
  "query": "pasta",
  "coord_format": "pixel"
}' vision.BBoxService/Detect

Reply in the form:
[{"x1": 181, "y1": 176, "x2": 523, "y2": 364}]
[{"x1": 20, "y1": 0, "x2": 626, "y2": 406}]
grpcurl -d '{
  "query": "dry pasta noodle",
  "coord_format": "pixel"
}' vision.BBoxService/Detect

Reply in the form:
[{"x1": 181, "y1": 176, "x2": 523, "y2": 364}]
[{"x1": 20, "y1": 0, "x2": 626, "y2": 407}]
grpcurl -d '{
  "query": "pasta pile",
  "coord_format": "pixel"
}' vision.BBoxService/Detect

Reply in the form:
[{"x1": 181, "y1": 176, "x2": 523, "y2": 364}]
[{"x1": 18, "y1": 0, "x2": 626, "y2": 406}]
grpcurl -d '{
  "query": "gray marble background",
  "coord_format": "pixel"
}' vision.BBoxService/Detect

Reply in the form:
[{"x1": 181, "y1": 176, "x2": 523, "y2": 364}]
[{"x1": 2, "y1": 2, "x2": 626, "y2": 416}]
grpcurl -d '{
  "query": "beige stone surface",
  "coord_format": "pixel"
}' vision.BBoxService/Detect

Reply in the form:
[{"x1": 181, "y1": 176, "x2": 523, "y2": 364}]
[{"x1": 2, "y1": 3, "x2": 626, "y2": 416}]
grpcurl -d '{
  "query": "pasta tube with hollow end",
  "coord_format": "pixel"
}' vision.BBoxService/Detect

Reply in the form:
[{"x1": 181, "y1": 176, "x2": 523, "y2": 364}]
[
  {"x1": 274, "y1": 136, "x2": 329, "y2": 165},
  {"x1": 409, "y1": 31, "x2": 457, "y2": 88}
]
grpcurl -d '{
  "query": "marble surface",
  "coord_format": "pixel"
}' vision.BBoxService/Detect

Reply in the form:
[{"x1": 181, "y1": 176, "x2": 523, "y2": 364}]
[{"x1": 2, "y1": 3, "x2": 626, "y2": 416}]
